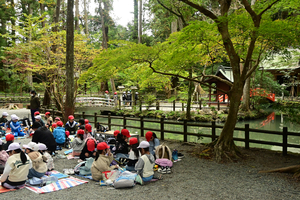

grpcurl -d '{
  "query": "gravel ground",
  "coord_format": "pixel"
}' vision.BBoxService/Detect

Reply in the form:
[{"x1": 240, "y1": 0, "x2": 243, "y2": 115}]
[{"x1": 1, "y1": 109, "x2": 300, "y2": 200}]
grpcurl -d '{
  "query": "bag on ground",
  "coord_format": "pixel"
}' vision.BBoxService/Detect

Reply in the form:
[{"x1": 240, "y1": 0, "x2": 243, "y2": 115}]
[
  {"x1": 155, "y1": 143, "x2": 172, "y2": 160},
  {"x1": 155, "y1": 158, "x2": 173, "y2": 167}
]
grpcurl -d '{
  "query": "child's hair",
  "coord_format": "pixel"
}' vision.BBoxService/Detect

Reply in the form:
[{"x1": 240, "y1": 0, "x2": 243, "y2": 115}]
[
  {"x1": 0, "y1": 145, "x2": 2, "y2": 151},
  {"x1": 152, "y1": 132, "x2": 157, "y2": 139},
  {"x1": 95, "y1": 150, "x2": 104, "y2": 161},
  {"x1": 79, "y1": 118, "x2": 85, "y2": 125},
  {"x1": 14, "y1": 149, "x2": 28, "y2": 164},
  {"x1": 27, "y1": 148, "x2": 34, "y2": 153},
  {"x1": 79, "y1": 125, "x2": 85, "y2": 130},
  {"x1": 39, "y1": 150, "x2": 45, "y2": 155},
  {"x1": 116, "y1": 133, "x2": 124, "y2": 142},
  {"x1": 131, "y1": 143, "x2": 140, "y2": 159},
  {"x1": 140, "y1": 147, "x2": 149, "y2": 152},
  {"x1": 77, "y1": 133, "x2": 83, "y2": 140}
]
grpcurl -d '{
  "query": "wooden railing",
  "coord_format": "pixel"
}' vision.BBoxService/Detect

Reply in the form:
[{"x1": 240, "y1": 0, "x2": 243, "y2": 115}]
[{"x1": 40, "y1": 108, "x2": 300, "y2": 156}]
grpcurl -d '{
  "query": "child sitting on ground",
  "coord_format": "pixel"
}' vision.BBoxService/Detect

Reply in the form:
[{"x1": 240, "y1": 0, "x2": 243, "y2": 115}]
[
  {"x1": 0, "y1": 112, "x2": 8, "y2": 129},
  {"x1": 91, "y1": 142, "x2": 118, "y2": 181},
  {"x1": 65, "y1": 115, "x2": 78, "y2": 135},
  {"x1": 53, "y1": 121, "x2": 66, "y2": 147},
  {"x1": 44, "y1": 112, "x2": 53, "y2": 128},
  {"x1": 84, "y1": 124, "x2": 93, "y2": 140},
  {"x1": 34, "y1": 115, "x2": 45, "y2": 127},
  {"x1": 38, "y1": 143, "x2": 54, "y2": 171},
  {"x1": 71, "y1": 129, "x2": 85, "y2": 156},
  {"x1": 126, "y1": 138, "x2": 140, "y2": 171},
  {"x1": 135, "y1": 141, "x2": 155, "y2": 183},
  {"x1": 10, "y1": 115, "x2": 25, "y2": 137},
  {"x1": 23, "y1": 142, "x2": 47, "y2": 179},
  {"x1": 80, "y1": 138, "x2": 97, "y2": 161},
  {"x1": 114, "y1": 129, "x2": 130, "y2": 160},
  {"x1": 146, "y1": 131, "x2": 160, "y2": 156},
  {"x1": 54, "y1": 117, "x2": 60, "y2": 123},
  {"x1": 50, "y1": 123, "x2": 57, "y2": 132},
  {"x1": 0, "y1": 143, "x2": 31, "y2": 189},
  {"x1": 3, "y1": 134, "x2": 14, "y2": 151},
  {"x1": 0, "y1": 139, "x2": 9, "y2": 174}
]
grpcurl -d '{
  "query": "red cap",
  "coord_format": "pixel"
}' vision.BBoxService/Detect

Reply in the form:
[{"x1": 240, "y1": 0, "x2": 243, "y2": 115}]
[
  {"x1": 34, "y1": 111, "x2": 40, "y2": 116},
  {"x1": 55, "y1": 117, "x2": 60, "y2": 121},
  {"x1": 6, "y1": 134, "x2": 14, "y2": 141},
  {"x1": 77, "y1": 129, "x2": 84, "y2": 135},
  {"x1": 129, "y1": 137, "x2": 138, "y2": 145},
  {"x1": 121, "y1": 129, "x2": 131, "y2": 138},
  {"x1": 85, "y1": 124, "x2": 92, "y2": 132},
  {"x1": 45, "y1": 112, "x2": 50, "y2": 116},
  {"x1": 146, "y1": 131, "x2": 153, "y2": 142},
  {"x1": 97, "y1": 142, "x2": 109, "y2": 150},
  {"x1": 84, "y1": 119, "x2": 89, "y2": 124},
  {"x1": 114, "y1": 130, "x2": 120, "y2": 137},
  {"x1": 52, "y1": 123, "x2": 57, "y2": 128},
  {"x1": 57, "y1": 121, "x2": 63, "y2": 127},
  {"x1": 87, "y1": 139, "x2": 95, "y2": 152},
  {"x1": 65, "y1": 131, "x2": 70, "y2": 137},
  {"x1": 114, "y1": 92, "x2": 117, "y2": 95},
  {"x1": 105, "y1": 90, "x2": 108, "y2": 93},
  {"x1": 68, "y1": 115, "x2": 74, "y2": 120}
]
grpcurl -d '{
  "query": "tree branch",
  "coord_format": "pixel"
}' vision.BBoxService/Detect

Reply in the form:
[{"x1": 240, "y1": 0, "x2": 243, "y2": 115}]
[
  {"x1": 157, "y1": 0, "x2": 181, "y2": 18},
  {"x1": 178, "y1": 0, "x2": 218, "y2": 21},
  {"x1": 202, "y1": 74, "x2": 233, "y2": 87},
  {"x1": 258, "y1": 0, "x2": 281, "y2": 17}
]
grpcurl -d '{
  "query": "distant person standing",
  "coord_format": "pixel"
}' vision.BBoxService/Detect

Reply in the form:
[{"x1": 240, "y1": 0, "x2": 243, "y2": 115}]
[
  {"x1": 113, "y1": 92, "x2": 118, "y2": 106},
  {"x1": 30, "y1": 90, "x2": 40, "y2": 123},
  {"x1": 127, "y1": 91, "x2": 132, "y2": 106},
  {"x1": 104, "y1": 90, "x2": 109, "y2": 105},
  {"x1": 122, "y1": 92, "x2": 127, "y2": 105}
]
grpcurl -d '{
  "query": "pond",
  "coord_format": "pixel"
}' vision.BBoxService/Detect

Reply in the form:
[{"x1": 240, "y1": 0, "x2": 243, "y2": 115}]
[{"x1": 75, "y1": 107, "x2": 300, "y2": 154}]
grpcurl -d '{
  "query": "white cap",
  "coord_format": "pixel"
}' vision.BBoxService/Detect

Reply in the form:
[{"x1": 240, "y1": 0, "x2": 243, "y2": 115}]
[
  {"x1": 11, "y1": 115, "x2": 19, "y2": 121},
  {"x1": 137, "y1": 141, "x2": 150, "y2": 149},
  {"x1": 35, "y1": 115, "x2": 41, "y2": 120},
  {"x1": 38, "y1": 143, "x2": 47, "y2": 151},
  {"x1": 2, "y1": 112, "x2": 9, "y2": 117},
  {"x1": 23, "y1": 142, "x2": 39, "y2": 151},
  {"x1": 7, "y1": 143, "x2": 21, "y2": 152},
  {"x1": 0, "y1": 139, "x2": 2, "y2": 145}
]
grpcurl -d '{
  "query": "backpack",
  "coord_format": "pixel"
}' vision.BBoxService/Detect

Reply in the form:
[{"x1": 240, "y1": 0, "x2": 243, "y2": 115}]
[
  {"x1": 21, "y1": 118, "x2": 31, "y2": 128},
  {"x1": 96, "y1": 122, "x2": 107, "y2": 132},
  {"x1": 155, "y1": 143, "x2": 172, "y2": 161},
  {"x1": 74, "y1": 157, "x2": 94, "y2": 176}
]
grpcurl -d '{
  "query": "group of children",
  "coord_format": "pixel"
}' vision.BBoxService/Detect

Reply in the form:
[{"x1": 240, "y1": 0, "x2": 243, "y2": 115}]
[
  {"x1": 0, "y1": 140, "x2": 53, "y2": 189},
  {"x1": 0, "y1": 110, "x2": 164, "y2": 187}
]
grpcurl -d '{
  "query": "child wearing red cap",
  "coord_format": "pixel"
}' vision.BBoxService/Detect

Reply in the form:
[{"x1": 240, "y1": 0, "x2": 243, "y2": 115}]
[
  {"x1": 44, "y1": 112, "x2": 53, "y2": 129},
  {"x1": 114, "y1": 129, "x2": 131, "y2": 161},
  {"x1": 126, "y1": 137, "x2": 140, "y2": 171},
  {"x1": 146, "y1": 131, "x2": 160, "y2": 156},
  {"x1": 80, "y1": 138, "x2": 97, "y2": 161},
  {"x1": 91, "y1": 142, "x2": 118, "y2": 181},
  {"x1": 65, "y1": 115, "x2": 78, "y2": 135},
  {"x1": 3, "y1": 134, "x2": 15, "y2": 151},
  {"x1": 53, "y1": 121, "x2": 66, "y2": 146},
  {"x1": 84, "y1": 124, "x2": 92, "y2": 140},
  {"x1": 71, "y1": 129, "x2": 85, "y2": 156}
]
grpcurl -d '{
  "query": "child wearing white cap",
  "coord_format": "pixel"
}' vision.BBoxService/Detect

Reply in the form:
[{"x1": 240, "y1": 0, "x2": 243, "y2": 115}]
[
  {"x1": 135, "y1": 141, "x2": 155, "y2": 184},
  {"x1": 34, "y1": 115, "x2": 45, "y2": 127},
  {"x1": 23, "y1": 142, "x2": 47, "y2": 179},
  {"x1": 38, "y1": 143, "x2": 54, "y2": 171},
  {"x1": 0, "y1": 143, "x2": 31, "y2": 189},
  {"x1": 0, "y1": 139, "x2": 9, "y2": 173},
  {"x1": 9, "y1": 115, "x2": 25, "y2": 137}
]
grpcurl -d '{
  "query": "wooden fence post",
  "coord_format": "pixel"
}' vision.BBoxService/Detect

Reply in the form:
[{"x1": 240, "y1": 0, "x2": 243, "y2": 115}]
[
  {"x1": 94, "y1": 113, "x2": 97, "y2": 127},
  {"x1": 140, "y1": 116, "x2": 144, "y2": 137},
  {"x1": 182, "y1": 103, "x2": 184, "y2": 111},
  {"x1": 82, "y1": 112, "x2": 85, "y2": 119},
  {"x1": 123, "y1": 115, "x2": 126, "y2": 129},
  {"x1": 173, "y1": 100, "x2": 175, "y2": 111},
  {"x1": 156, "y1": 101, "x2": 159, "y2": 110},
  {"x1": 199, "y1": 99, "x2": 202, "y2": 110},
  {"x1": 119, "y1": 99, "x2": 121, "y2": 110},
  {"x1": 245, "y1": 124, "x2": 249, "y2": 149},
  {"x1": 282, "y1": 127, "x2": 288, "y2": 156},
  {"x1": 160, "y1": 118, "x2": 164, "y2": 140},
  {"x1": 184, "y1": 120, "x2": 187, "y2": 142},
  {"x1": 108, "y1": 113, "x2": 111, "y2": 130},
  {"x1": 212, "y1": 121, "x2": 216, "y2": 142},
  {"x1": 139, "y1": 101, "x2": 142, "y2": 112},
  {"x1": 217, "y1": 100, "x2": 220, "y2": 111}
]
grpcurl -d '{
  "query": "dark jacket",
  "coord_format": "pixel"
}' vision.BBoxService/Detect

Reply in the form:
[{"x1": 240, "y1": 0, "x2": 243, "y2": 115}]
[
  {"x1": 79, "y1": 139, "x2": 96, "y2": 161},
  {"x1": 65, "y1": 121, "x2": 78, "y2": 135},
  {"x1": 30, "y1": 95, "x2": 40, "y2": 109},
  {"x1": 3, "y1": 141, "x2": 13, "y2": 151},
  {"x1": 32, "y1": 126, "x2": 57, "y2": 153},
  {"x1": 115, "y1": 139, "x2": 129, "y2": 155},
  {"x1": 0, "y1": 117, "x2": 8, "y2": 124}
]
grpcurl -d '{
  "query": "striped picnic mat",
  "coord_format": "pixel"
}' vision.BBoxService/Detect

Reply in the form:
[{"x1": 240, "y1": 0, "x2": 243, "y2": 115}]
[{"x1": 25, "y1": 176, "x2": 88, "y2": 194}]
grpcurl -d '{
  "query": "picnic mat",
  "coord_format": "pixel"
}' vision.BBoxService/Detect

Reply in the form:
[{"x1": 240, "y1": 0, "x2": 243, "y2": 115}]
[
  {"x1": 0, "y1": 185, "x2": 16, "y2": 193},
  {"x1": 74, "y1": 174, "x2": 94, "y2": 180},
  {"x1": 49, "y1": 170, "x2": 69, "y2": 179},
  {"x1": 66, "y1": 154, "x2": 79, "y2": 160},
  {"x1": 1, "y1": 136, "x2": 25, "y2": 140},
  {"x1": 25, "y1": 176, "x2": 88, "y2": 194}
]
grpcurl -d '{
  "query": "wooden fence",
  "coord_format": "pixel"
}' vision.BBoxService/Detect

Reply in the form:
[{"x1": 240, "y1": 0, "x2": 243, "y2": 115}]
[{"x1": 40, "y1": 108, "x2": 300, "y2": 156}]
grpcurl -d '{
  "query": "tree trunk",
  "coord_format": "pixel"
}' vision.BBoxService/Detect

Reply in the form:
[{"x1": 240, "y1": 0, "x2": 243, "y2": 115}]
[
  {"x1": 65, "y1": 0, "x2": 75, "y2": 121},
  {"x1": 241, "y1": 76, "x2": 250, "y2": 111},
  {"x1": 214, "y1": 84, "x2": 243, "y2": 162},
  {"x1": 133, "y1": 0, "x2": 138, "y2": 42},
  {"x1": 186, "y1": 67, "x2": 193, "y2": 120},
  {"x1": 75, "y1": 0, "x2": 79, "y2": 31},
  {"x1": 110, "y1": 78, "x2": 116, "y2": 93},
  {"x1": 83, "y1": 0, "x2": 88, "y2": 34},
  {"x1": 27, "y1": 3, "x2": 33, "y2": 88},
  {"x1": 138, "y1": 0, "x2": 142, "y2": 43},
  {"x1": 99, "y1": 0, "x2": 107, "y2": 49}
]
